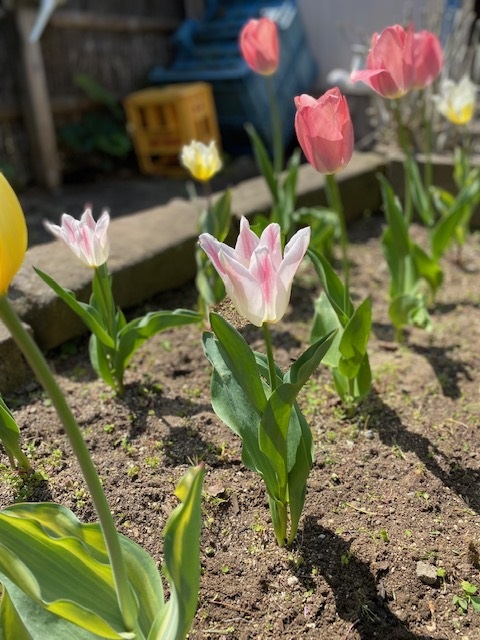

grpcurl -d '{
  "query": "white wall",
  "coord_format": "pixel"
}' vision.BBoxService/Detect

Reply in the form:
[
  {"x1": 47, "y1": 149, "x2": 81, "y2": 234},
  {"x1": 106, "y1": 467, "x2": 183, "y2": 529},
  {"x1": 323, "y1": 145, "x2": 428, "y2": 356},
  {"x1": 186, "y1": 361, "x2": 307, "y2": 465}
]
[{"x1": 297, "y1": 0, "x2": 442, "y2": 88}]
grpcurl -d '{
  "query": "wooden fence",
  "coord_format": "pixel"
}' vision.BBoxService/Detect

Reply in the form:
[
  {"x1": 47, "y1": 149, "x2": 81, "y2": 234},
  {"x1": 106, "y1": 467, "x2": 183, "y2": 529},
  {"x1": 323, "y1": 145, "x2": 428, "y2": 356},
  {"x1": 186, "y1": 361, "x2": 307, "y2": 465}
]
[{"x1": 0, "y1": 0, "x2": 190, "y2": 188}]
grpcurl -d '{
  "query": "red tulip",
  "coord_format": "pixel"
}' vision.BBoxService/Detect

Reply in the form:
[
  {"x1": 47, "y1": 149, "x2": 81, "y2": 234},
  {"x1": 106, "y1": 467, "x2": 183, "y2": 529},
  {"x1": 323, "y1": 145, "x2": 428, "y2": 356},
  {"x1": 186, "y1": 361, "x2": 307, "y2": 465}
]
[
  {"x1": 412, "y1": 30, "x2": 443, "y2": 88},
  {"x1": 239, "y1": 18, "x2": 279, "y2": 76},
  {"x1": 294, "y1": 88, "x2": 354, "y2": 174},
  {"x1": 351, "y1": 24, "x2": 415, "y2": 98}
]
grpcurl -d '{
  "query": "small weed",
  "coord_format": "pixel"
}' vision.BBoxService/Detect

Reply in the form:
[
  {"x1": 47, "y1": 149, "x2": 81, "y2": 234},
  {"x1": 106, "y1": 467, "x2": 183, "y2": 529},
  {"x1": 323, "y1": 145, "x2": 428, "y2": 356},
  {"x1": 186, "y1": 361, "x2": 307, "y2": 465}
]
[
  {"x1": 453, "y1": 581, "x2": 480, "y2": 614},
  {"x1": 103, "y1": 423, "x2": 115, "y2": 434}
]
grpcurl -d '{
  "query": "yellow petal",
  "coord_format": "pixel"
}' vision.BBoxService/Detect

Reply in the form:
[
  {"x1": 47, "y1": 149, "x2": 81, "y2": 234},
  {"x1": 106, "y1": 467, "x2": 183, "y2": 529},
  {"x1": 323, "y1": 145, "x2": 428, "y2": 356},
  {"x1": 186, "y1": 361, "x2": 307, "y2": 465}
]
[{"x1": 0, "y1": 174, "x2": 28, "y2": 294}]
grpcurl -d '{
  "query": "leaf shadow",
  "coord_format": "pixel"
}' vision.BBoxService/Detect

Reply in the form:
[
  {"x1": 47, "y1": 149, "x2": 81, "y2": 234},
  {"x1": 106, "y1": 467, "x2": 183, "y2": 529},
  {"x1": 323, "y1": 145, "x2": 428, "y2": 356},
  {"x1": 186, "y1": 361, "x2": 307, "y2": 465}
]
[
  {"x1": 364, "y1": 390, "x2": 480, "y2": 515},
  {"x1": 292, "y1": 517, "x2": 433, "y2": 639},
  {"x1": 409, "y1": 341, "x2": 473, "y2": 398}
]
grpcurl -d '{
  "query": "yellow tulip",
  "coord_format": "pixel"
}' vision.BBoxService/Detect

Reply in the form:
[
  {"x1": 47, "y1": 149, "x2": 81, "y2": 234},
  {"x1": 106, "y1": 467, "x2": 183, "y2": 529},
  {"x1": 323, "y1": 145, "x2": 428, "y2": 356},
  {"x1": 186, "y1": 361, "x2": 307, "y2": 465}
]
[
  {"x1": 0, "y1": 174, "x2": 28, "y2": 294},
  {"x1": 433, "y1": 76, "x2": 476, "y2": 126},
  {"x1": 180, "y1": 140, "x2": 222, "y2": 182}
]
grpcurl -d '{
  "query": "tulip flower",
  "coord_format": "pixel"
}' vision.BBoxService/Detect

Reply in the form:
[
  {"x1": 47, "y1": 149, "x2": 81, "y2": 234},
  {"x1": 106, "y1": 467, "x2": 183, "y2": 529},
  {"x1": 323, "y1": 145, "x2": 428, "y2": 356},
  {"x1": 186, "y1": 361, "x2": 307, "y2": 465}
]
[
  {"x1": 412, "y1": 30, "x2": 443, "y2": 88},
  {"x1": 0, "y1": 173, "x2": 28, "y2": 294},
  {"x1": 199, "y1": 216, "x2": 310, "y2": 327},
  {"x1": 294, "y1": 88, "x2": 354, "y2": 175},
  {"x1": 44, "y1": 206, "x2": 110, "y2": 268},
  {"x1": 180, "y1": 140, "x2": 222, "y2": 182},
  {"x1": 433, "y1": 76, "x2": 476, "y2": 125},
  {"x1": 239, "y1": 17, "x2": 279, "y2": 76},
  {"x1": 351, "y1": 24, "x2": 415, "y2": 98}
]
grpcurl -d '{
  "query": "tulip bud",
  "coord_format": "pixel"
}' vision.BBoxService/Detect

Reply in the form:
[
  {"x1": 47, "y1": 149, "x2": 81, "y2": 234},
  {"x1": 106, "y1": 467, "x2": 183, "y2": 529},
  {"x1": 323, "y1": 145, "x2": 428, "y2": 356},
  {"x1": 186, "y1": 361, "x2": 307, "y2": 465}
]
[
  {"x1": 0, "y1": 174, "x2": 28, "y2": 294},
  {"x1": 180, "y1": 140, "x2": 222, "y2": 182},
  {"x1": 351, "y1": 24, "x2": 415, "y2": 98},
  {"x1": 44, "y1": 207, "x2": 110, "y2": 268},
  {"x1": 294, "y1": 88, "x2": 354, "y2": 174},
  {"x1": 200, "y1": 216, "x2": 310, "y2": 327},
  {"x1": 412, "y1": 30, "x2": 443, "y2": 89},
  {"x1": 239, "y1": 18, "x2": 279, "y2": 76}
]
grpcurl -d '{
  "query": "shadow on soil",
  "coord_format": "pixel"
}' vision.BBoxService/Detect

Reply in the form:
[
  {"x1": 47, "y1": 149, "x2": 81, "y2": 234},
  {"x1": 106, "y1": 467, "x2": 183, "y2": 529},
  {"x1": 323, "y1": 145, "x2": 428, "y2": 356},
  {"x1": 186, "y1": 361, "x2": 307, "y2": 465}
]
[
  {"x1": 295, "y1": 517, "x2": 433, "y2": 640},
  {"x1": 366, "y1": 390, "x2": 480, "y2": 515}
]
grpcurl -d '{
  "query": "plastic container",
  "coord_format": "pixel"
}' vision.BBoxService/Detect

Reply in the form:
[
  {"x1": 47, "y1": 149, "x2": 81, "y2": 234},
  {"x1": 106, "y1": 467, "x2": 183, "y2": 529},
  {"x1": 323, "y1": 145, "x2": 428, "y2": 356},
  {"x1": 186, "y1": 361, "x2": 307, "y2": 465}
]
[{"x1": 123, "y1": 82, "x2": 221, "y2": 176}]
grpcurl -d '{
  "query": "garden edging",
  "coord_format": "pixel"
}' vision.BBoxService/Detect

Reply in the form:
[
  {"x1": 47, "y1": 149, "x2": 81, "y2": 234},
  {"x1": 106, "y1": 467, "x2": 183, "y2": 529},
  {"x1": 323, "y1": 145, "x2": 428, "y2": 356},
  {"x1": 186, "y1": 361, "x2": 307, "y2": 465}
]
[{"x1": 1, "y1": 151, "x2": 386, "y2": 392}]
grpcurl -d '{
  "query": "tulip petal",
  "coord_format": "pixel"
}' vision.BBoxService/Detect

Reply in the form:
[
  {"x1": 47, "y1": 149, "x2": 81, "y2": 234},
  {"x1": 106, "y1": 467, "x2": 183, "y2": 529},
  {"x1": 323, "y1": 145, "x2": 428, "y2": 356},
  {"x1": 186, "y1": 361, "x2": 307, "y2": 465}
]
[
  {"x1": 0, "y1": 174, "x2": 28, "y2": 294},
  {"x1": 234, "y1": 217, "x2": 259, "y2": 264}
]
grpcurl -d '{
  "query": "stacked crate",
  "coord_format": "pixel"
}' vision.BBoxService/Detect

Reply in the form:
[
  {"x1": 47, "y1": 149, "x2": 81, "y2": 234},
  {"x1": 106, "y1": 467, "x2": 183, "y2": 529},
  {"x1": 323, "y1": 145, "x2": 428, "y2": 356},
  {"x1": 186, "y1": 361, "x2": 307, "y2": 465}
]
[
  {"x1": 123, "y1": 82, "x2": 220, "y2": 176},
  {"x1": 148, "y1": 1, "x2": 317, "y2": 154}
]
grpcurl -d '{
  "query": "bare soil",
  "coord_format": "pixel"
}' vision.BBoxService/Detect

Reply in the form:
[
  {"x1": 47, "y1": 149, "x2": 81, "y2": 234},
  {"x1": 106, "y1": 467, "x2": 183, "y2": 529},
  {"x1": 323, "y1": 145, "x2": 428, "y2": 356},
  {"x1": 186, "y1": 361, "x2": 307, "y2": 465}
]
[{"x1": 0, "y1": 214, "x2": 479, "y2": 640}]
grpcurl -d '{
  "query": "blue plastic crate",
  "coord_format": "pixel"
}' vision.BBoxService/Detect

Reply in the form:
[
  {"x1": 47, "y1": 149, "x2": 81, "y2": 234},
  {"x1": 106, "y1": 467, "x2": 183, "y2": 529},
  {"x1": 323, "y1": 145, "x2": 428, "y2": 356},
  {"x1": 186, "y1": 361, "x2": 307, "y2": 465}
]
[{"x1": 149, "y1": 1, "x2": 316, "y2": 153}]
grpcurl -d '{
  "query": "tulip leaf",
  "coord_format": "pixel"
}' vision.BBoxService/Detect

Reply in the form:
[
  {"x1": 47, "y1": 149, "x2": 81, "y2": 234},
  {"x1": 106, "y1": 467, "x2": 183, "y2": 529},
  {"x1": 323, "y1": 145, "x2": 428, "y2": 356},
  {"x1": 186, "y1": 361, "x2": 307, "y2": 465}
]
[
  {"x1": 310, "y1": 292, "x2": 342, "y2": 366},
  {"x1": 89, "y1": 334, "x2": 117, "y2": 390},
  {"x1": 403, "y1": 154, "x2": 434, "y2": 226},
  {"x1": 308, "y1": 249, "x2": 353, "y2": 319},
  {"x1": 34, "y1": 268, "x2": 115, "y2": 349},
  {"x1": 378, "y1": 175, "x2": 411, "y2": 259},
  {"x1": 203, "y1": 319, "x2": 276, "y2": 487},
  {"x1": 0, "y1": 465, "x2": 204, "y2": 640},
  {"x1": 0, "y1": 395, "x2": 31, "y2": 471},
  {"x1": 0, "y1": 503, "x2": 134, "y2": 638},
  {"x1": 389, "y1": 293, "x2": 431, "y2": 332},
  {"x1": 244, "y1": 122, "x2": 277, "y2": 201},
  {"x1": 337, "y1": 297, "x2": 372, "y2": 379},
  {"x1": 150, "y1": 464, "x2": 205, "y2": 640},
  {"x1": 116, "y1": 309, "x2": 202, "y2": 373},
  {"x1": 0, "y1": 579, "x2": 104, "y2": 640},
  {"x1": 411, "y1": 244, "x2": 443, "y2": 297},
  {"x1": 198, "y1": 190, "x2": 232, "y2": 242}
]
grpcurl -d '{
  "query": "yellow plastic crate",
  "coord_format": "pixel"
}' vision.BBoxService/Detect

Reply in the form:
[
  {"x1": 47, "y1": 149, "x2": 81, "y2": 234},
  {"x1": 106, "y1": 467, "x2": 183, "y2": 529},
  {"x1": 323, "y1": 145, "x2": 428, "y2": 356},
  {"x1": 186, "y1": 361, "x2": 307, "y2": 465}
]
[{"x1": 123, "y1": 82, "x2": 221, "y2": 176}]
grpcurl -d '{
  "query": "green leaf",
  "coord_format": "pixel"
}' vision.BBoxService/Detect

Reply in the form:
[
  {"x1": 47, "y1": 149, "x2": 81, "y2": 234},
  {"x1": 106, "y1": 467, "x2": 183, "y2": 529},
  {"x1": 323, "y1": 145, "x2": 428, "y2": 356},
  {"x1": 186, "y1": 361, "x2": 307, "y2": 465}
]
[
  {"x1": 116, "y1": 309, "x2": 202, "y2": 379},
  {"x1": 207, "y1": 314, "x2": 267, "y2": 415},
  {"x1": 470, "y1": 595, "x2": 480, "y2": 612},
  {"x1": 198, "y1": 190, "x2": 232, "y2": 242},
  {"x1": 151, "y1": 464, "x2": 204, "y2": 640},
  {"x1": 244, "y1": 122, "x2": 278, "y2": 202},
  {"x1": 259, "y1": 330, "x2": 336, "y2": 543},
  {"x1": 0, "y1": 579, "x2": 105, "y2": 640},
  {"x1": 430, "y1": 186, "x2": 455, "y2": 218},
  {"x1": 389, "y1": 293, "x2": 431, "y2": 332},
  {"x1": 404, "y1": 154, "x2": 434, "y2": 226},
  {"x1": 0, "y1": 503, "x2": 135, "y2": 638},
  {"x1": 34, "y1": 268, "x2": 115, "y2": 349},
  {"x1": 89, "y1": 334, "x2": 117, "y2": 390},
  {"x1": 332, "y1": 353, "x2": 372, "y2": 403},
  {"x1": 308, "y1": 249, "x2": 353, "y2": 320},
  {"x1": 338, "y1": 297, "x2": 372, "y2": 379},
  {"x1": 0, "y1": 396, "x2": 31, "y2": 470},
  {"x1": 203, "y1": 316, "x2": 272, "y2": 482},
  {"x1": 310, "y1": 291, "x2": 343, "y2": 367},
  {"x1": 379, "y1": 175, "x2": 411, "y2": 258},
  {"x1": 411, "y1": 244, "x2": 443, "y2": 297}
]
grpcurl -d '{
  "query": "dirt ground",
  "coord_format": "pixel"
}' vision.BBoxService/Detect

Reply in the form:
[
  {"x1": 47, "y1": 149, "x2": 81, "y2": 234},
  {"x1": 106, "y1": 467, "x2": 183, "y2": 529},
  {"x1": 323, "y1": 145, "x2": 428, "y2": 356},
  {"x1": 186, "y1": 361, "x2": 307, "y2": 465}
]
[{"x1": 0, "y1": 213, "x2": 479, "y2": 640}]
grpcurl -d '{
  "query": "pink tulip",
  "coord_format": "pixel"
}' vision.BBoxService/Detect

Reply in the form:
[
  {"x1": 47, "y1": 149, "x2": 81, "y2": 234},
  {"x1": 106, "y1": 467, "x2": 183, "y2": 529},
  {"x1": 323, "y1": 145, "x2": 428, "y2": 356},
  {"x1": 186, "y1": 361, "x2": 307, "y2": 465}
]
[
  {"x1": 294, "y1": 88, "x2": 354, "y2": 174},
  {"x1": 412, "y1": 30, "x2": 443, "y2": 88},
  {"x1": 351, "y1": 24, "x2": 415, "y2": 98},
  {"x1": 44, "y1": 206, "x2": 110, "y2": 267},
  {"x1": 239, "y1": 17, "x2": 279, "y2": 76},
  {"x1": 199, "y1": 217, "x2": 310, "y2": 327}
]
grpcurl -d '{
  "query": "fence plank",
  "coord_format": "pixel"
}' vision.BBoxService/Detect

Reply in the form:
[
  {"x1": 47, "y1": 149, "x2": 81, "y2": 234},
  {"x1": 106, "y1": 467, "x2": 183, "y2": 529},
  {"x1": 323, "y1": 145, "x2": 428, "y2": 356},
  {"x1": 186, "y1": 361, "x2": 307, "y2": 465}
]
[
  {"x1": 50, "y1": 10, "x2": 181, "y2": 33},
  {"x1": 15, "y1": 7, "x2": 60, "y2": 190}
]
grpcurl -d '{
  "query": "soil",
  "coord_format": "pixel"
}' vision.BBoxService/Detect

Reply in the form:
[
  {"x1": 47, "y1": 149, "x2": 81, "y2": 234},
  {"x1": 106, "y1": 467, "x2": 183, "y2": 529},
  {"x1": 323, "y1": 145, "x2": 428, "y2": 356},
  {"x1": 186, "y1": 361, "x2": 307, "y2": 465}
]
[{"x1": 0, "y1": 214, "x2": 479, "y2": 640}]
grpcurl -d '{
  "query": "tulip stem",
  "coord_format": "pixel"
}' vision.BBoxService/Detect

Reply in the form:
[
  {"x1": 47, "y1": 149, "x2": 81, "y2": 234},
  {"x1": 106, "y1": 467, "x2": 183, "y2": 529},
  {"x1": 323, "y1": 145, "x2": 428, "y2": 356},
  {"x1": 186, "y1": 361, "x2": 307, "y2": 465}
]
[
  {"x1": 392, "y1": 100, "x2": 413, "y2": 224},
  {"x1": 325, "y1": 173, "x2": 349, "y2": 303},
  {"x1": 0, "y1": 295, "x2": 139, "y2": 634},
  {"x1": 422, "y1": 90, "x2": 433, "y2": 223},
  {"x1": 94, "y1": 263, "x2": 117, "y2": 339},
  {"x1": 266, "y1": 75, "x2": 283, "y2": 176},
  {"x1": 262, "y1": 322, "x2": 277, "y2": 392}
]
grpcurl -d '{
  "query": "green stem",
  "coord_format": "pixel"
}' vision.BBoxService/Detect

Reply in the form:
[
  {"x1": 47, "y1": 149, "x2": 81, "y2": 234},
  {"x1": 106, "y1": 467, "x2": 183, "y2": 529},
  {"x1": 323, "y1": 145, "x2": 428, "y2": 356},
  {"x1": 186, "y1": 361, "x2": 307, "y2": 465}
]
[
  {"x1": 0, "y1": 295, "x2": 139, "y2": 634},
  {"x1": 392, "y1": 100, "x2": 413, "y2": 224},
  {"x1": 266, "y1": 75, "x2": 283, "y2": 177},
  {"x1": 325, "y1": 173, "x2": 349, "y2": 304},
  {"x1": 422, "y1": 91, "x2": 433, "y2": 222},
  {"x1": 94, "y1": 262, "x2": 116, "y2": 339},
  {"x1": 262, "y1": 322, "x2": 277, "y2": 393}
]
